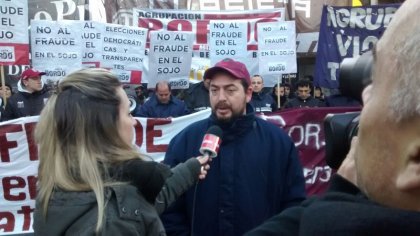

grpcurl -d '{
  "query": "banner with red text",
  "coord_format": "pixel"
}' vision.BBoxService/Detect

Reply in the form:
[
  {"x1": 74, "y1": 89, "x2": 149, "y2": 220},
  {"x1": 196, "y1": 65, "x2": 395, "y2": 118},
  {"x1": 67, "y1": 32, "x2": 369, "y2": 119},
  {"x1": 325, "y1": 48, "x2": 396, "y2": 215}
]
[
  {"x1": 0, "y1": 107, "x2": 359, "y2": 234},
  {"x1": 0, "y1": 0, "x2": 29, "y2": 65},
  {"x1": 134, "y1": 8, "x2": 286, "y2": 87}
]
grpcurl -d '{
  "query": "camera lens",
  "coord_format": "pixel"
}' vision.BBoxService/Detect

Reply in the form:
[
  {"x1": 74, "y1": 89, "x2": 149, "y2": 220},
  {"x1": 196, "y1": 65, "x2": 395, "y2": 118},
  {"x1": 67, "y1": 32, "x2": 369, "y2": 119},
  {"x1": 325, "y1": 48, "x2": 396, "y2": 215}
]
[{"x1": 339, "y1": 51, "x2": 373, "y2": 103}]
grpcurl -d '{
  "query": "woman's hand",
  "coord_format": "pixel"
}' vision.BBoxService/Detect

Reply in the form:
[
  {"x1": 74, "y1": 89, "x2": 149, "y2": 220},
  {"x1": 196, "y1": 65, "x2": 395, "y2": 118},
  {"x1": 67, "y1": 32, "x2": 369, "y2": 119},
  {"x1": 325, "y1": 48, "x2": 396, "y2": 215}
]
[{"x1": 196, "y1": 155, "x2": 211, "y2": 180}]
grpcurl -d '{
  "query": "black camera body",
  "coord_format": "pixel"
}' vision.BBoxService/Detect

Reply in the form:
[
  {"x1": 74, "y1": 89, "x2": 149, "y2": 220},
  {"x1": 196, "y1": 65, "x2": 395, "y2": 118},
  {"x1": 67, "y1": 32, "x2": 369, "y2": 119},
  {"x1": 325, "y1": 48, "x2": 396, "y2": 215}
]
[{"x1": 324, "y1": 52, "x2": 373, "y2": 169}]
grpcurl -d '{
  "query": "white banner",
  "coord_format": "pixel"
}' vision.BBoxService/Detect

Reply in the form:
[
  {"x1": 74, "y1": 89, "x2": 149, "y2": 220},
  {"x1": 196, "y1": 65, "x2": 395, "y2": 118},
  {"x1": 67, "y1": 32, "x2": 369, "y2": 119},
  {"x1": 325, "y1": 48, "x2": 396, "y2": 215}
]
[
  {"x1": 101, "y1": 23, "x2": 147, "y2": 83},
  {"x1": 209, "y1": 20, "x2": 247, "y2": 65},
  {"x1": 0, "y1": 0, "x2": 29, "y2": 65},
  {"x1": 30, "y1": 20, "x2": 83, "y2": 81},
  {"x1": 0, "y1": 110, "x2": 210, "y2": 235},
  {"x1": 0, "y1": 106, "x2": 361, "y2": 234},
  {"x1": 133, "y1": 8, "x2": 286, "y2": 87},
  {"x1": 148, "y1": 31, "x2": 194, "y2": 89},
  {"x1": 81, "y1": 21, "x2": 104, "y2": 68},
  {"x1": 258, "y1": 21, "x2": 297, "y2": 75},
  {"x1": 0, "y1": 116, "x2": 38, "y2": 235}
]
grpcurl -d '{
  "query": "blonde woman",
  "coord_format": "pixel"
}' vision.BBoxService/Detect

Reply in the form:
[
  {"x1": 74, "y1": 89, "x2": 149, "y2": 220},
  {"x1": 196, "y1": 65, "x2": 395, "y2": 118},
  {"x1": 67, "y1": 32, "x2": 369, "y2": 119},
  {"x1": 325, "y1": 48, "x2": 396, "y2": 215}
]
[{"x1": 33, "y1": 68, "x2": 210, "y2": 235}]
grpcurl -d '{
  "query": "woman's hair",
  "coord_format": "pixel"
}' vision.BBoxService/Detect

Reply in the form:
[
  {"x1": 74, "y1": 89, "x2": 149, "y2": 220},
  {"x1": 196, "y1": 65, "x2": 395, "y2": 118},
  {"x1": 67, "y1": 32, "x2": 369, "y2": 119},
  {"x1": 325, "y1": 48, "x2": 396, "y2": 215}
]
[{"x1": 35, "y1": 68, "x2": 141, "y2": 232}]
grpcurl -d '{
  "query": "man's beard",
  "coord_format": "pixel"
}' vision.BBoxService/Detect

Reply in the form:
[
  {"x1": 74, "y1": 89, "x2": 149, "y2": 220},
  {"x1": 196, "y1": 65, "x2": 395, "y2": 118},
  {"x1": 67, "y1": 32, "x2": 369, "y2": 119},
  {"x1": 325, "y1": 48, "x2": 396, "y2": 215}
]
[{"x1": 212, "y1": 101, "x2": 246, "y2": 124}]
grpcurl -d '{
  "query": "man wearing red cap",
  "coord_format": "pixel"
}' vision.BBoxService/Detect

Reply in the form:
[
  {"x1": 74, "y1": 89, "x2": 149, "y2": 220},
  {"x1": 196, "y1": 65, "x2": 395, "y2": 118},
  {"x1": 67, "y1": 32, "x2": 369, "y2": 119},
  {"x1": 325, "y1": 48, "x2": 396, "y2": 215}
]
[
  {"x1": 1, "y1": 68, "x2": 50, "y2": 121},
  {"x1": 162, "y1": 58, "x2": 306, "y2": 236}
]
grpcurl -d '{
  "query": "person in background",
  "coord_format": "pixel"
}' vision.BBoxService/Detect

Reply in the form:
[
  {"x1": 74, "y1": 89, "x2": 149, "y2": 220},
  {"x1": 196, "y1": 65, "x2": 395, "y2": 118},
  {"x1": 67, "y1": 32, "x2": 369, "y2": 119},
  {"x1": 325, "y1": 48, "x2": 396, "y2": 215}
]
[
  {"x1": 246, "y1": 0, "x2": 420, "y2": 234},
  {"x1": 184, "y1": 78, "x2": 211, "y2": 113},
  {"x1": 33, "y1": 68, "x2": 212, "y2": 235},
  {"x1": 135, "y1": 81, "x2": 188, "y2": 118},
  {"x1": 284, "y1": 83, "x2": 295, "y2": 99},
  {"x1": 161, "y1": 58, "x2": 306, "y2": 236},
  {"x1": 134, "y1": 84, "x2": 147, "y2": 106},
  {"x1": 0, "y1": 83, "x2": 13, "y2": 100},
  {"x1": 271, "y1": 83, "x2": 288, "y2": 110},
  {"x1": 284, "y1": 79, "x2": 325, "y2": 109},
  {"x1": 0, "y1": 83, "x2": 13, "y2": 116},
  {"x1": 1, "y1": 68, "x2": 50, "y2": 121},
  {"x1": 314, "y1": 86, "x2": 325, "y2": 102},
  {"x1": 249, "y1": 75, "x2": 277, "y2": 113}
]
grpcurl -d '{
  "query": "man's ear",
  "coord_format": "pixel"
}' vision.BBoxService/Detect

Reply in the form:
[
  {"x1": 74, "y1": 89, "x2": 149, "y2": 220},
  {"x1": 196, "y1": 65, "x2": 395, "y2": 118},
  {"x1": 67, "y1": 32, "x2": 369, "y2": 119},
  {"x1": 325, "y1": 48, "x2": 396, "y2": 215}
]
[{"x1": 396, "y1": 141, "x2": 420, "y2": 191}]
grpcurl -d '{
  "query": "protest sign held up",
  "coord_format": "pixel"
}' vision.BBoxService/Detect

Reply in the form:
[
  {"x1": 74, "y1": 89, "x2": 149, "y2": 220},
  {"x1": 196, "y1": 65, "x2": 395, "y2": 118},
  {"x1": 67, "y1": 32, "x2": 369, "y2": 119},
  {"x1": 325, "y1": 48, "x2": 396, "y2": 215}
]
[
  {"x1": 0, "y1": 0, "x2": 29, "y2": 65},
  {"x1": 30, "y1": 20, "x2": 82, "y2": 81},
  {"x1": 257, "y1": 21, "x2": 297, "y2": 84},
  {"x1": 148, "y1": 31, "x2": 194, "y2": 89},
  {"x1": 209, "y1": 20, "x2": 247, "y2": 65}
]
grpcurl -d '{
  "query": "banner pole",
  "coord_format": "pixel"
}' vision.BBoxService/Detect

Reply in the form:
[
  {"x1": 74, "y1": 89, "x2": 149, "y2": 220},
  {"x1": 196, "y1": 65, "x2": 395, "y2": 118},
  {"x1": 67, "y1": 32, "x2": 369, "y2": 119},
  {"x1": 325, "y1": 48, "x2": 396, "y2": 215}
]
[
  {"x1": 277, "y1": 75, "x2": 281, "y2": 109},
  {"x1": 1, "y1": 65, "x2": 7, "y2": 107}
]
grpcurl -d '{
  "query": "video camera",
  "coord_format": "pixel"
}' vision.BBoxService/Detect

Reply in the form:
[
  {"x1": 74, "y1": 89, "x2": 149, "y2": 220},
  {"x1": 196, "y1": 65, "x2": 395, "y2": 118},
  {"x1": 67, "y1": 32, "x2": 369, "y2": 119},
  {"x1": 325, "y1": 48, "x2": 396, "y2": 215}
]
[{"x1": 324, "y1": 51, "x2": 373, "y2": 169}]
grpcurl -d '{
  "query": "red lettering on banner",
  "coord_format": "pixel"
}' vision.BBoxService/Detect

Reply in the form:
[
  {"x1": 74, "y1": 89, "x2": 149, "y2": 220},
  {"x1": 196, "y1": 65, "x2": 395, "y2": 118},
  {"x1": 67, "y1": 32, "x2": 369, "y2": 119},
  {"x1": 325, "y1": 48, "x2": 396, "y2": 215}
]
[
  {"x1": 27, "y1": 176, "x2": 38, "y2": 200},
  {"x1": 137, "y1": 11, "x2": 283, "y2": 49},
  {"x1": 146, "y1": 119, "x2": 171, "y2": 153},
  {"x1": 134, "y1": 119, "x2": 144, "y2": 147},
  {"x1": 196, "y1": 20, "x2": 210, "y2": 44},
  {"x1": 138, "y1": 18, "x2": 163, "y2": 47},
  {"x1": 24, "y1": 122, "x2": 38, "y2": 161},
  {"x1": 0, "y1": 124, "x2": 23, "y2": 163},
  {"x1": 0, "y1": 212, "x2": 14, "y2": 232},
  {"x1": 167, "y1": 20, "x2": 193, "y2": 32},
  {"x1": 17, "y1": 206, "x2": 34, "y2": 231},
  {"x1": 2, "y1": 176, "x2": 37, "y2": 201}
]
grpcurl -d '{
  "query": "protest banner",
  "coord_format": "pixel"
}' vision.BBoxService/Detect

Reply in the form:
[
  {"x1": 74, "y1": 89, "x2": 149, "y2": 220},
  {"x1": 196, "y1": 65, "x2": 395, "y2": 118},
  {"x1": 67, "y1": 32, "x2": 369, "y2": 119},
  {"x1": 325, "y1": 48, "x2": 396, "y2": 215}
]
[
  {"x1": 81, "y1": 21, "x2": 104, "y2": 68},
  {"x1": 133, "y1": 8, "x2": 286, "y2": 87},
  {"x1": 209, "y1": 20, "x2": 247, "y2": 65},
  {"x1": 106, "y1": 0, "x2": 354, "y2": 58},
  {"x1": 314, "y1": 4, "x2": 400, "y2": 89},
  {"x1": 0, "y1": 107, "x2": 360, "y2": 234},
  {"x1": 0, "y1": 116, "x2": 38, "y2": 235},
  {"x1": 30, "y1": 20, "x2": 83, "y2": 82},
  {"x1": 257, "y1": 21, "x2": 297, "y2": 79},
  {"x1": 148, "y1": 31, "x2": 194, "y2": 89},
  {"x1": 0, "y1": 0, "x2": 29, "y2": 66},
  {"x1": 0, "y1": 106, "x2": 361, "y2": 236},
  {"x1": 101, "y1": 23, "x2": 147, "y2": 83}
]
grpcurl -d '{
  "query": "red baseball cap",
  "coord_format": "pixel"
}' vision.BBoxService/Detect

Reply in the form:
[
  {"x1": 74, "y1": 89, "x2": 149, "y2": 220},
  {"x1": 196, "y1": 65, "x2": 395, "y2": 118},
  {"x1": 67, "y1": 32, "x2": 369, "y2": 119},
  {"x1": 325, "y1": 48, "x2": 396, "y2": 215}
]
[
  {"x1": 204, "y1": 58, "x2": 251, "y2": 86},
  {"x1": 21, "y1": 68, "x2": 46, "y2": 80}
]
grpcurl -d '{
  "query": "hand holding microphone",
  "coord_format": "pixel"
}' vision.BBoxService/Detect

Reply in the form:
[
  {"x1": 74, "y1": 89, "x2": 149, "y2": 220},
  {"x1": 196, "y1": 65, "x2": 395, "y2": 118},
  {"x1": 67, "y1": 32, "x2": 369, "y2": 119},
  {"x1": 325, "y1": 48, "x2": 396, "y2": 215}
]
[{"x1": 196, "y1": 125, "x2": 223, "y2": 180}]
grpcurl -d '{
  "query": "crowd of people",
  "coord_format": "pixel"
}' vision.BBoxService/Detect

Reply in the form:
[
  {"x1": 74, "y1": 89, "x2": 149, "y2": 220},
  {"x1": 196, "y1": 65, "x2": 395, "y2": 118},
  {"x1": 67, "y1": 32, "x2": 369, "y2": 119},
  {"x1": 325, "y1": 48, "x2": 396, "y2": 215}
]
[
  {"x1": 0, "y1": 70, "x2": 361, "y2": 122},
  {"x1": 2, "y1": 0, "x2": 420, "y2": 235}
]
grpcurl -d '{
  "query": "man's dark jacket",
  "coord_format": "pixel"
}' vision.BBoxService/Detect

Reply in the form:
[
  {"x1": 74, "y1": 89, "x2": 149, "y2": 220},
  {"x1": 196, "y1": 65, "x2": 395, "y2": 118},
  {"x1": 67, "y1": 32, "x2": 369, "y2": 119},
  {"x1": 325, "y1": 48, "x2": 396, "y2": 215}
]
[
  {"x1": 135, "y1": 94, "x2": 187, "y2": 118},
  {"x1": 284, "y1": 96, "x2": 325, "y2": 109},
  {"x1": 246, "y1": 175, "x2": 420, "y2": 236},
  {"x1": 249, "y1": 92, "x2": 277, "y2": 113},
  {"x1": 161, "y1": 104, "x2": 306, "y2": 236},
  {"x1": 184, "y1": 81, "x2": 210, "y2": 113},
  {"x1": 2, "y1": 85, "x2": 49, "y2": 121}
]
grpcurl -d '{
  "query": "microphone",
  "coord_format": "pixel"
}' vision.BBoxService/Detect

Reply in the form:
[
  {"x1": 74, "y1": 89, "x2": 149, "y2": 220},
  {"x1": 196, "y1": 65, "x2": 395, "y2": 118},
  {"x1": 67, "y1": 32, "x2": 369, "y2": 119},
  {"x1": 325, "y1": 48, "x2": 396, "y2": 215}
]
[{"x1": 199, "y1": 125, "x2": 223, "y2": 158}]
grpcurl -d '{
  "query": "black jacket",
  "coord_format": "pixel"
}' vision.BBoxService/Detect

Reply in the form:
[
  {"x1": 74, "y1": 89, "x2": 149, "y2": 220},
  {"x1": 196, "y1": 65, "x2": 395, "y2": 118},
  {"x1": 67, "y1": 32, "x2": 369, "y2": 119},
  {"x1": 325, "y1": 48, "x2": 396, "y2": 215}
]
[
  {"x1": 34, "y1": 158, "x2": 202, "y2": 235},
  {"x1": 284, "y1": 96, "x2": 325, "y2": 109},
  {"x1": 2, "y1": 82, "x2": 50, "y2": 121},
  {"x1": 249, "y1": 92, "x2": 277, "y2": 113},
  {"x1": 245, "y1": 175, "x2": 420, "y2": 236},
  {"x1": 184, "y1": 82, "x2": 210, "y2": 113}
]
